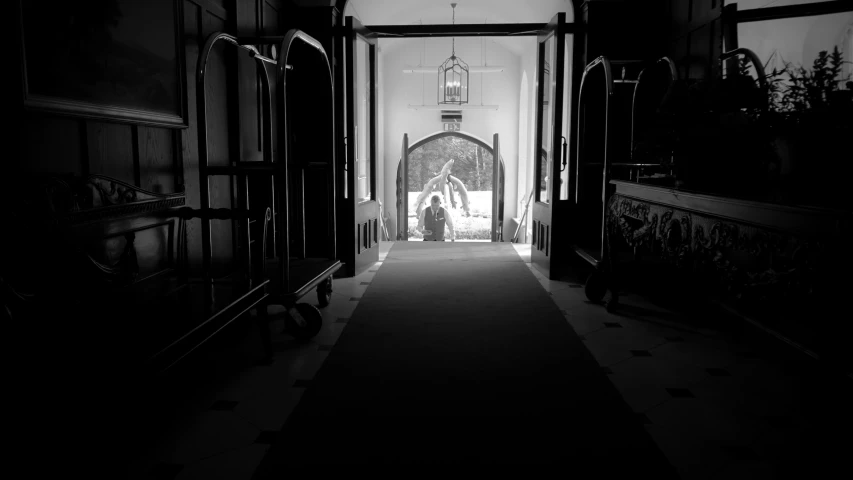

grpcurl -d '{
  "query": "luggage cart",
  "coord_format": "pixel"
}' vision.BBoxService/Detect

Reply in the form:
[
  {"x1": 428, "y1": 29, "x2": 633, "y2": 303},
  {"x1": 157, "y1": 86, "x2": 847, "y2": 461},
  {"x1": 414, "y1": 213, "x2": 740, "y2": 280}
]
[
  {"x1": 620, "y1": 57, "x2": 679, "y2": 184},
  {"x1": 571, "y1": 56, "x2": 642, "y2": 309},
  {"x1": 191, "y1": 30, "x2": 341, "y2": 348},
  {"x1": 601, "y1": 57, "x2": 680, "y2": 311},
  {"x1": 601, "y1": 51, "x2": 765, "y2": 311}
]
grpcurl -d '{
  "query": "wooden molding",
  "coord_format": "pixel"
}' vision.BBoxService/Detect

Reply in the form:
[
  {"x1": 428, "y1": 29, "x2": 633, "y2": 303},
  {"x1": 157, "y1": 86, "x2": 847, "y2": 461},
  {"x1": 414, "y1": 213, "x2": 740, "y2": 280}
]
[
  {"x1": 734, "y1": 0, "x2": 852, "y2": 24},
  {"x1": 36, "y1": 174, "x2": 186, "y2": 226},
  {"x1": 611, "y1": 180, "x2": 848, "y2": 235}
]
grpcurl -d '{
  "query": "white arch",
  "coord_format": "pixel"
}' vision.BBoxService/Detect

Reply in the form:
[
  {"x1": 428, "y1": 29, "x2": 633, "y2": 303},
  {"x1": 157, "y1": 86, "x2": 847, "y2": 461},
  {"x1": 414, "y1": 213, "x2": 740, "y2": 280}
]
[{"x1": 409, "y1": 130, "x2": 495, "y2": 149}]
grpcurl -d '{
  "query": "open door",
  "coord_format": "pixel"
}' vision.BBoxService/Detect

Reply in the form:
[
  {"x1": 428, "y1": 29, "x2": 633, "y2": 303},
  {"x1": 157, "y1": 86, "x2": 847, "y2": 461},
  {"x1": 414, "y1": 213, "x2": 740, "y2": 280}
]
[
  {"x1": 492, "y1": 134, "x2": 501, "y2": 242},
  {"x1": 339, "y1": 16, "x2": 379, "y2": 277},
  {"x1": 398, "y1": 133, "x2": 409, "y2": 240},
  {"x1": 531, "y1": 12, "x2": 567, "y2": 279}
]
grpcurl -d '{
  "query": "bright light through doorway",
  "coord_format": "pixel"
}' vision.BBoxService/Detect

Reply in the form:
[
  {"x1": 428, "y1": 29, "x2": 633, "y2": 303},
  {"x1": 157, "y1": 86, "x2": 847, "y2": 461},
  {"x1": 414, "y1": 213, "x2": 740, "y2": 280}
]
[{"x1": 407, "y1": 136, "x2": 495, "y2": 241}]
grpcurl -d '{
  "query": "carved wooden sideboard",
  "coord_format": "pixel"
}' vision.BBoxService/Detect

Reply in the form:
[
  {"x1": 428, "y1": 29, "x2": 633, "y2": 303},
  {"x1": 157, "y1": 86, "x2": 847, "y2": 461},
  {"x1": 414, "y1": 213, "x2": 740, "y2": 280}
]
[
  {"x1": 2, "y1": 174, "x2": 271, "y2": 383},
  {"x1": 606, "y1": 180, "x2": 853, "y2": 372},
  {"x1": 3, "y1": 174, "x2": 181, "y2": 370}
]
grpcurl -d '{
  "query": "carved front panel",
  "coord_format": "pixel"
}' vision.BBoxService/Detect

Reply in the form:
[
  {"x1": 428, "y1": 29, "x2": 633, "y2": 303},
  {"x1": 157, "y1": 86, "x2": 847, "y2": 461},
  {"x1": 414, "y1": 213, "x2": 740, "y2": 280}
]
[
  {"x1": 605, "y1": 193, "x2": 841, "y2": 359},
  {"x1": 4, "y1": 175, "x2": 187, "y2": 304},
  {"x1": 608, "y1": 194, "x2": 826, "y2": 300}
]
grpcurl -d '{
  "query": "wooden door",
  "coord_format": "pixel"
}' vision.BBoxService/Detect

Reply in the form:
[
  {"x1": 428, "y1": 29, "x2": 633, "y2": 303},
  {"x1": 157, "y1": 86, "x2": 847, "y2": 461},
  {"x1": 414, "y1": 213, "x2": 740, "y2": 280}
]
[
  {"x1": 492, "y1": 133, "x2": 501, "y2": 242},
  {"x1": 531, "y1": 12, "x2": 567, "y2": 279},
  {"x1": 340, "y1": 16, "x2": 379, "y2": 277},
  {"x1": 398, "y1": 133, "x2": 409, "y2": 240}
]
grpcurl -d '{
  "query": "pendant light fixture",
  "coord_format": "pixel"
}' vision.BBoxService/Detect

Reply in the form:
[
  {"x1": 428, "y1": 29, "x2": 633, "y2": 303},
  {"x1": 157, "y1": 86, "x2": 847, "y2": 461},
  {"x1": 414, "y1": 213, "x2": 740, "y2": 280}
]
[{"x1": 438, "y1": 3, "x2": 469, "y2": 105}]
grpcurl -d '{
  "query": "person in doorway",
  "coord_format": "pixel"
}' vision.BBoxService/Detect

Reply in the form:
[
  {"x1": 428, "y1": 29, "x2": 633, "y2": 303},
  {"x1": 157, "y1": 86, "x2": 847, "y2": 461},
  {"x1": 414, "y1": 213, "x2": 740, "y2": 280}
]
[{"x1": 417, "y1": 194, "x2": 455, "y2": 242}]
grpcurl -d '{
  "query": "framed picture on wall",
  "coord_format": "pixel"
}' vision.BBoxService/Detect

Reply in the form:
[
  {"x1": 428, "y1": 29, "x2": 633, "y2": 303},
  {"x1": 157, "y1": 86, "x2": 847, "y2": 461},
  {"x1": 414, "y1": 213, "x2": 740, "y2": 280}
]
[{"x1": 18, "y1": 0, "x2": 187, "y2": 128}]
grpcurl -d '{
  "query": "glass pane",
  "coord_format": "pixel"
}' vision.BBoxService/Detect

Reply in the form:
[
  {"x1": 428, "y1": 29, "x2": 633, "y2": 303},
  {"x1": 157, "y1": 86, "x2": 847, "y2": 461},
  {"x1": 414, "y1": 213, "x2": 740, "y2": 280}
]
[
  {"x1": 559, "y1": 34, "x2": 573, "y2": 201},
  {"x1": 356, "y1": 37, "x2": 372, "y2": 202},
  {"x1": 734, "y1": 10, "x2": 852, "y2": 208},
  {"x1": 538, "y1": 35, "x2": 555, "y2": 204},
  {"x1": 358, "y1": 176, "x2": 368, "y2": 201},
  {"x1": 736, "y1": 11, "x2": 853, "y2": 89}
]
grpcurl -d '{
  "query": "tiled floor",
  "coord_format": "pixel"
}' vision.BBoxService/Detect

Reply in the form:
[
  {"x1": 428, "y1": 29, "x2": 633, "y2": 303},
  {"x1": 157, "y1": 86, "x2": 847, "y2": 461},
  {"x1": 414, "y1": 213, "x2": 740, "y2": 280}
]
[{"x1": 127, "y1": 241, "x2": 851, "y2": 478}]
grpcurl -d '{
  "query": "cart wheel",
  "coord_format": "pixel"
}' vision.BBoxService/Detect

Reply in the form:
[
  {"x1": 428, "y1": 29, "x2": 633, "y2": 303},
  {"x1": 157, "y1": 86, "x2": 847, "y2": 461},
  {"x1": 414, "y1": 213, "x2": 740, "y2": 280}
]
[
  {"x1": 584, "y1": 271, "x2": 608, "y2": 303},
  {"x1": 317, "y1": 277, "x2": 333, "y2": 308},
  {"x1": 285, "y1": 303, "x2": 323, "y2": 341},
  {"x1": 605, "y1": 295, "x2": 619, "y2": 313}
]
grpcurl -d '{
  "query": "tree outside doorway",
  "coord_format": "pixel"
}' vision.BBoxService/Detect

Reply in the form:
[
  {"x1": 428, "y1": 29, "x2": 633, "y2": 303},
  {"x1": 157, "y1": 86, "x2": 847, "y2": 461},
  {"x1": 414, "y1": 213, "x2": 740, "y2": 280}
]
[{"x1": 407, "y1": 136, "x2": 494, "y2": 240}]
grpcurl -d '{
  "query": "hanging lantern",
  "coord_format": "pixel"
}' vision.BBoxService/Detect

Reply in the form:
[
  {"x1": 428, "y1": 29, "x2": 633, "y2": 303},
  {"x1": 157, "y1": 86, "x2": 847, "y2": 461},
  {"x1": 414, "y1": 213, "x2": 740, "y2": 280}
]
[
  {"x1": 439, "y1": 54, "x2": 469, "y2": 104},
  {"x1": 438, "y1": 3, "x2": 468, "y2": 105}
]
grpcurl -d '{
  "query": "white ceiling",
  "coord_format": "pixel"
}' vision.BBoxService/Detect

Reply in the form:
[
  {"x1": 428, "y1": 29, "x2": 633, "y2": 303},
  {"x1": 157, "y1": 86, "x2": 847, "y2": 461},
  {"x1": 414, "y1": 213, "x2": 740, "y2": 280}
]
[
  {"x1": 378, "y1": 35, "x2": 534, "y2": 59},
  {"x1": 345, "y1": 0, "x2": 573, "y2": 57},
  {"x1": 344, "y1": 0, "x2": 573, "y2": 25}
]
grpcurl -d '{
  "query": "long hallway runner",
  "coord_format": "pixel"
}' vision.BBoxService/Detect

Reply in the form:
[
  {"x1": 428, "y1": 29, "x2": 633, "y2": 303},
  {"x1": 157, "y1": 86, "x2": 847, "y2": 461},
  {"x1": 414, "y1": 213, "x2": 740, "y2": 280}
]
[{"x1": 253, "y1": 242, "x2": 679, "y2": 472}]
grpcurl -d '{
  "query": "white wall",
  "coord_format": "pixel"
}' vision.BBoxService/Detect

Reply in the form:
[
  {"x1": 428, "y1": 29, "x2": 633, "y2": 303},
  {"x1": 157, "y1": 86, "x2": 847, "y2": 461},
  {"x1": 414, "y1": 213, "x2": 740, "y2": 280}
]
[
  {"x1": 380, "y1": 36, "x2": 523, "y2": 240},
  {"x1": 517, "y1": 69, "x2": 530, "y2": 227},
  {"x1": 518, "y1": 39, "x2": 538, "y2": 242},
  {"x1": 377, "y1": 45, "x2": 386, "y2": 237}
]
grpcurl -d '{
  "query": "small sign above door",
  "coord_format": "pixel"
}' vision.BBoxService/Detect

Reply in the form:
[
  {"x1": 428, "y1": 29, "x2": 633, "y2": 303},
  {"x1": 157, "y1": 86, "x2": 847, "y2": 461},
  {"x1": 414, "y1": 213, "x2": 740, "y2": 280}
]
[{"x1": 443, "y1": 123, "x2": 461, "y2": 131}]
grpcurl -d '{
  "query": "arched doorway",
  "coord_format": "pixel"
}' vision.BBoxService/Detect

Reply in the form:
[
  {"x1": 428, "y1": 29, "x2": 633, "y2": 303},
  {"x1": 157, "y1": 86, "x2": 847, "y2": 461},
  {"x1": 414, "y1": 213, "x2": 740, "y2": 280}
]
[
  {"x1": 396, "y1": 131, "x2": 505, "y2": 241},
  {"x1": 333, "y1": 0, "x2": 580, "y2": 276}
]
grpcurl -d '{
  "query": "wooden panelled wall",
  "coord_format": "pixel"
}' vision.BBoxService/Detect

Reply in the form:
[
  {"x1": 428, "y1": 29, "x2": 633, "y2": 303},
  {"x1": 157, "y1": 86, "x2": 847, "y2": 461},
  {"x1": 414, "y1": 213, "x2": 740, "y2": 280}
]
[
  {"x1": 17, "y1": 0, "x2": 294, "y2": 274},
  {"x1": 666, "y1": 0, "x2": 724, "y2": 80},
  {"x1": 580, "y1": 0, "x2": 669, "y2": 67}
]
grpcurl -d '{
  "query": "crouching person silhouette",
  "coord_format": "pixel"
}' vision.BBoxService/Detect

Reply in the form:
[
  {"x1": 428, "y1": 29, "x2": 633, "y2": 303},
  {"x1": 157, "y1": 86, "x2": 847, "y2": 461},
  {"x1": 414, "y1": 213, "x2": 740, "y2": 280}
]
[{"x1": 417, "y1": 195, "x2": 455, "y2": 242}]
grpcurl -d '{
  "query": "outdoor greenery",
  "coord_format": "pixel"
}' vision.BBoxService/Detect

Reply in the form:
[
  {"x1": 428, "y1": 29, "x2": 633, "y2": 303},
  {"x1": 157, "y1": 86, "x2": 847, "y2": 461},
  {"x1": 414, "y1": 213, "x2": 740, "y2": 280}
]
[
  {"x1": 405, "y1": 136, "x2": 497, "y2": 240},
  {"x1": 756, "y1": 46, "x2": 852, "y2": 119},
  {"x1": 408, "y1": 136, "x2": 494, "y2": 192},
  {"x1": 735, "y1": 46, "x2": 853, "y2": 206},
  {"x1": 646, "y1": 45, "x2": 852, "y2": 206},
  {"x1": 406, "y1": 191, "x2": 494, "y2": 241}
]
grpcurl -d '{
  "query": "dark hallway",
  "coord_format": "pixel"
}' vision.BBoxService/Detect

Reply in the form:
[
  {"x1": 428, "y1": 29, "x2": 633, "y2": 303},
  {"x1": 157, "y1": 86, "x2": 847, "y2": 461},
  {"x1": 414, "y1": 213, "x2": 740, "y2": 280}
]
[
  {"x1": 122, "y1": 241, "x2": 851, "y2": 477},
  {"x1": 8, "y1": 0, "x2": 853, "y2": 478}
]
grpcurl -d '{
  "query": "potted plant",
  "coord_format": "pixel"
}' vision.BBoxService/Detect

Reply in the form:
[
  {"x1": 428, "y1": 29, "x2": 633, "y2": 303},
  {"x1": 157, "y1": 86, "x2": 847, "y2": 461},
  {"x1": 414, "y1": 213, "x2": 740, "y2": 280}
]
[
  {"x1": 629, "y1": 47, "x2": 851, "y2": 205},
  {"x1": 661, "y1": 59, "x2": 779, "y2": 200},
  {"x1": 664, "y1": 47, "x2": 852, "y2": 205},
  {"x1": 758, "y1": 46, "x2": 853, "y2": 206}
]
